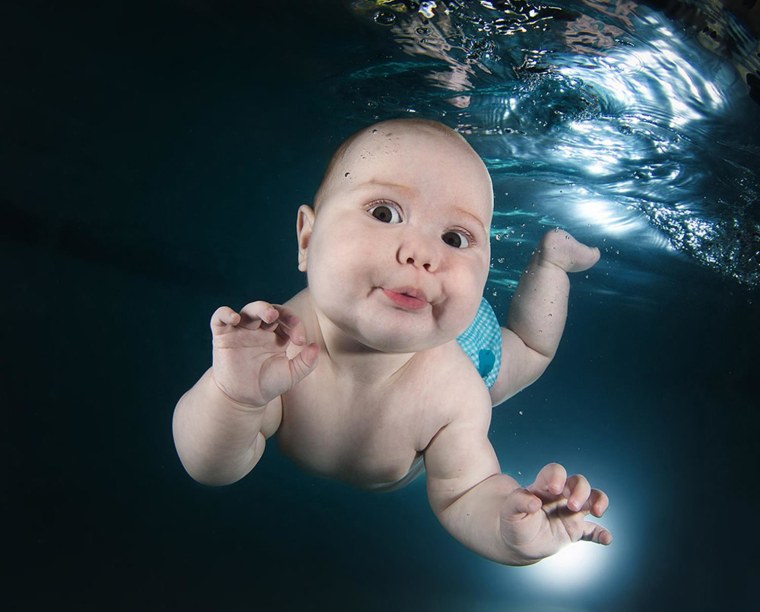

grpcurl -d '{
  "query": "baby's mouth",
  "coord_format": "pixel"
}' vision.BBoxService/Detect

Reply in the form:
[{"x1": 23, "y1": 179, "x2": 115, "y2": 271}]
[{"x1": 381, "y1": 287, "x2": 429, "y2": 310}]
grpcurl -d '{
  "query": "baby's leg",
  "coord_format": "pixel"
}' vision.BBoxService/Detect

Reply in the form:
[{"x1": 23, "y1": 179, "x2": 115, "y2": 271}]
[
  {"x1": 491, "y1": 229, "x2": 599, "y2": 403},
  {"x1": 508, "y1": 229, "x2": 599, "y2": 361},
  {"x1": 536, "y1": 229, "x2": 601, "y2": 274}
]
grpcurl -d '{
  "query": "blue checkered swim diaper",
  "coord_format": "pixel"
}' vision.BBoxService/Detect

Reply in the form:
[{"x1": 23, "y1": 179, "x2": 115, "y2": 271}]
[{"x1": 456, "y1": 297, "x2": 502, "y2": 389}]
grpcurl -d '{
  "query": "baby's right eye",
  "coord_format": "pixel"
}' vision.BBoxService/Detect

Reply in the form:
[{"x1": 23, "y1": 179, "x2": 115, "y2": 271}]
[{"x1": 367, "y1": 202, "x2": 402, "y2": 224}]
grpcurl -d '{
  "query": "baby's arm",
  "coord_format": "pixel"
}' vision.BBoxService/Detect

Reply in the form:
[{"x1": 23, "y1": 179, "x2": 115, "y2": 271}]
[
  {"x1": 425, "y1": 391, "x2": 611, "y2": 565},
  {"x1": 490, "y1": 229, "x2": 600, "y2": 405},
  {"x1": 172, "y1": 302, "x2": 319, "y2": 486}
]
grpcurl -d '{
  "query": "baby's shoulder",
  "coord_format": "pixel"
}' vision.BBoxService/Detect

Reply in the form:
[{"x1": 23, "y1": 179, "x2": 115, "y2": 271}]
[
  {"x1": 283, "y1": 288, "x2": 311, "y2": 314},
  {"x1": 283, "y1": 289, "x2": 319, "y2": 334},
  {"x1": 414, "y1": 341, "x2": 493, "y2": 411},
  {"x1": 403, "y1": 342, "x2": 493, "y2": 451}
]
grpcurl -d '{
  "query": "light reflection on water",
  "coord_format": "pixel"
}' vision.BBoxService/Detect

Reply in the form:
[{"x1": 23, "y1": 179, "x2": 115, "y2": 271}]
[{"x1": 345, "y1": 0, "x2": 760, "y2": 291}]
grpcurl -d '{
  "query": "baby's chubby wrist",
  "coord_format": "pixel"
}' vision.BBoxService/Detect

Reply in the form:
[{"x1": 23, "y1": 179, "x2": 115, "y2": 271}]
[
  {"x1": 498, "y1": 521, "x2": 552, "y2": 567},
  {"x1": 209, "y1": 369, "x2": 270, "y2": 413}
]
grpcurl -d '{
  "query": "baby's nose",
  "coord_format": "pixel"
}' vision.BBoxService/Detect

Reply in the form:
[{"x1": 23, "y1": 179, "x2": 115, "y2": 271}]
[{"x1": 397, "y1": 233, "x2": 440, "y2": 271}]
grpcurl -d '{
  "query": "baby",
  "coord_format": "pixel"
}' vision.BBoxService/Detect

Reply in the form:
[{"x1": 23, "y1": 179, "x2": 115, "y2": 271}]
[{"x1": 173, "y1": 119, "x2": 612, "y2": 565}]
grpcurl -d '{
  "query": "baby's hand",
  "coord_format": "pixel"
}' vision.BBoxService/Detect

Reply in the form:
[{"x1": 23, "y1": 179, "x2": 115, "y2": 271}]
[
  {"x1": 500, "y1": 463, "x2": 611, "y2": 564},
  {"x1": 536, "y1": 229, "x2": 600, "y2": 273},
  {"x1": 210, "y1": 302, "x2": 319, "y2": 409}
]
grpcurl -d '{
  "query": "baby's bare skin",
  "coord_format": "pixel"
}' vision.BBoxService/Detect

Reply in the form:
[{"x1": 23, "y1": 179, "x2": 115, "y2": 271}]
[
  {"x1": 277, "y1": 288, "x2": 491, "y2": 487},
  {"x1": 173, "y1": 119, "x2": 611, "y2": 565}
]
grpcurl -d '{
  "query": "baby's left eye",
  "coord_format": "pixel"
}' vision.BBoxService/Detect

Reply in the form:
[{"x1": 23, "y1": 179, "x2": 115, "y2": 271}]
[
  {"x1": 442, "y1": 230, "x2": 471, "y2": 249},
  {"x1": 367, "y1": 202, "x2": 402, "y2": 224}
]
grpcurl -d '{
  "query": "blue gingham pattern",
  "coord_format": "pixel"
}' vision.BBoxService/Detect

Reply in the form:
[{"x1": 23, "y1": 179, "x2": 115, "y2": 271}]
[{"x1": 456, "y1": 297, "x2": 503, "y2": 389}]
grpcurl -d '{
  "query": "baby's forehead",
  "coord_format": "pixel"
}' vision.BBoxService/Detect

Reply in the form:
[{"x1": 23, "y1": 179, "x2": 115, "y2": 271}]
[
  {"x1": 339, "y1": 123, "x2": 490, "y2": 188},
  {"x1": 342, "y1": 121, "x2": 469, "y2": 160},
  {"x1": 315, "y1": 120, "x2": 494, "y2": 215}
]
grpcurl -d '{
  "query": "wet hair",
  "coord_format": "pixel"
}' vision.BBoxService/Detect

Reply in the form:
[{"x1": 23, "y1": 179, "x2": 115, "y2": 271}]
[{"x1": 313, "y1": 119, "x2": 472, "y2": 209}]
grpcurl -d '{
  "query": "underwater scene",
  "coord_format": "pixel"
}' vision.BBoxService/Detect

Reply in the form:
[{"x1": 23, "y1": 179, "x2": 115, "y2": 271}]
[{"x1": 5, "y1": 0, "x2": 759, "y2": 610}]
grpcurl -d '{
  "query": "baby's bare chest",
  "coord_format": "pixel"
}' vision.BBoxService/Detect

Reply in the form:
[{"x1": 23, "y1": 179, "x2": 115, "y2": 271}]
[{"x1": 276, "y1": 371, "x2": 454, "y2": 487}]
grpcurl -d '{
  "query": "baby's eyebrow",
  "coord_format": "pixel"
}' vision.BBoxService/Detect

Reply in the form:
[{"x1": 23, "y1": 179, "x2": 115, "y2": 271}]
[
  {"x1": 452, "y1": 206, "x2": 489, "y2": 234},
  {"x1": 360, "y1": 179, "x2": 416, "y2": 198}
]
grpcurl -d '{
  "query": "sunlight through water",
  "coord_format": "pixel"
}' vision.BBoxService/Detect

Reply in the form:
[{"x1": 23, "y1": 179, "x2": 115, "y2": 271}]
[
  {"x1": 346, "y1": 0, "x2": 760, "y2": 291},
  {"x1": 523, "y1": 540, "x2": 610, "y2": 591}
]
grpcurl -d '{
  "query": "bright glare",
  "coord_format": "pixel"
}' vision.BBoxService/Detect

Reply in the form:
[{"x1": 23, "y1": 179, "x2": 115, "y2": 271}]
[
  {"x1": 567, "y1": 194, "x2": 645, "y2": 236},
  {"x1": 522, "y1": 540, "x2": 611, "y2": 592}
]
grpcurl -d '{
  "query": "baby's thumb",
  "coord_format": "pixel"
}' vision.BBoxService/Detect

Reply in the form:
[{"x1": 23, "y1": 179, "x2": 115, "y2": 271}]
[
  {"x1": 288, "y1": 343, "x2": 320, "y2": 385},
  {"x1": 503, "y1": 488, "x2": 542, "y2": 519}
]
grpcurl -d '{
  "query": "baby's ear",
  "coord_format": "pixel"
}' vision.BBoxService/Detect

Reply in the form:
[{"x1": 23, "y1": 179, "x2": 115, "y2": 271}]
[{"x1": 296, "y1": 205, "x2": 315, "y2": 272}]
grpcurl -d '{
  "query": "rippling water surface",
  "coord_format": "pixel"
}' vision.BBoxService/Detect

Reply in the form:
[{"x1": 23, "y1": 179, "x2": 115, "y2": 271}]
[{"x1": 343, "y1": 0, "x2": 760, "y2": 292}]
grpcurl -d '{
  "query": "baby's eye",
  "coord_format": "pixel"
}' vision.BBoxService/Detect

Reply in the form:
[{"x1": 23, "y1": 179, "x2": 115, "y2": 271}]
[
  {"x1": 367, "y1": 202, "x2": 402, "y2": 224},
  {"x1": 442, "y1": 230, "x2": 471, "y2": 249}
]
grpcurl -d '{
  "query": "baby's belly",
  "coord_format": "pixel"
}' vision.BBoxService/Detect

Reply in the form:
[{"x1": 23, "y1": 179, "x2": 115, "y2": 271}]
[
  {"x1": 279, "y1": 436, "x2": 421, "y2": 488},
  {"x1": 276, "y1": 410, "x2": 422, "y2": 488},
  {"x1": 364, "y1": 454, "x2": 425, "y2": 492}
]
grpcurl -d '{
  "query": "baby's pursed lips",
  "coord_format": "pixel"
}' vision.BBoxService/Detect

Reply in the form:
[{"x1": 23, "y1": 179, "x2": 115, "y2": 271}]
[
  {"x1": 386, "y1": 285, "x2": 429, "y2": 302},
  {"x1": 380, "y1": 285, "x2": 433, "y2": 311}
]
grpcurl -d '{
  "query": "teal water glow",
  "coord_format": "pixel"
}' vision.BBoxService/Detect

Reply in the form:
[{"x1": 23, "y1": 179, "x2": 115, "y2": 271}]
[
  {"x1": 6, "y1": 1, "x2": 759, "y2": 610},
  {"x1": 346, "y1": 0, "x2": 760, "y2": 293}
]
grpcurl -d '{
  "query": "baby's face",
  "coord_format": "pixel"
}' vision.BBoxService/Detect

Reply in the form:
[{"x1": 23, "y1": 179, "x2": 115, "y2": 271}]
[{"x1": 299, "y1": 122, "x2": 493, "y2": 353}]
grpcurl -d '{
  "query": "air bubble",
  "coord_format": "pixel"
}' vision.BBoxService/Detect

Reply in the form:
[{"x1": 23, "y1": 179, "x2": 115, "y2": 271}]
[{"x1": 374, "y1": 10, "x2": 396, "y2": 26}]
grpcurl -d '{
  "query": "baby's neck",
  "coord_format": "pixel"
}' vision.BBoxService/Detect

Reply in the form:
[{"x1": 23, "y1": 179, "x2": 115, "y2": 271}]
[{"x1": 314, "y1": 312, "x2": 416, "y2": 388}]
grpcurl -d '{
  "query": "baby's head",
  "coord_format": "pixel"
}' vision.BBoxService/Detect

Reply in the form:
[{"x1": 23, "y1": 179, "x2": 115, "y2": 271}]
[
  {"x1": 298, "y1": 119, "x2": 494, "y2": 352},
  {"x1": 313, "y1": 119, "x2": 493, "y2": 213}
]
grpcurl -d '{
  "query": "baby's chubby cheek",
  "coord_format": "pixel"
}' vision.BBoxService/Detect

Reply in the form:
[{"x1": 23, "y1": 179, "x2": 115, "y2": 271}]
[{"x1": 435, "y1": 285, "x2": 485, "y2": 336}]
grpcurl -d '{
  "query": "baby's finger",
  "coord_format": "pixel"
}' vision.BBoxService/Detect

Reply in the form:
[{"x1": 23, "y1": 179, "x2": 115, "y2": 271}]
[
  {"x1": 269, "y1": 305, "x2": 307, "y2": 345},
  {"x1": 580, "y1": 521, "x2": 613, "y2": 545},
  {"x1": 587, "y1": 488, "x2": 610, "y2": 518},
  {"x1": 529, "y1": 463, "x2": 568, "y2": 498},
  {"x1": 210, "y1": 306, "x2": 241, "y2": 332},
  {"x1": 238, "y1": 301, "x2": 279, "y2": 329},
  {"x1": 564, "y1": 474, "x2": 592, "y2": 513}
]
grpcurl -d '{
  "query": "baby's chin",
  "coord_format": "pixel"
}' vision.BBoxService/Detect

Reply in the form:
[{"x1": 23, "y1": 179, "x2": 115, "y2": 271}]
[
  {"x1": 316, "y1": 293, "x2": 481, "y2": 354},
  {"x1": 349, "y1": 319, "x2": 463, "y2": 354}
]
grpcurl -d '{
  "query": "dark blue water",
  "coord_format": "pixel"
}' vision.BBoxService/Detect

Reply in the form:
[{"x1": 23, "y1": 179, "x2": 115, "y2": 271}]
[{"x1": 5, "y1": 1, "x2": 759, "y2": 610}]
